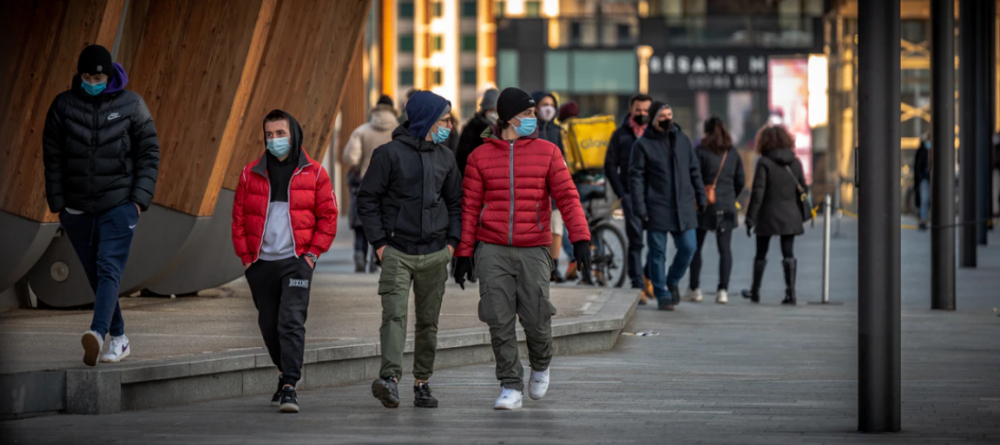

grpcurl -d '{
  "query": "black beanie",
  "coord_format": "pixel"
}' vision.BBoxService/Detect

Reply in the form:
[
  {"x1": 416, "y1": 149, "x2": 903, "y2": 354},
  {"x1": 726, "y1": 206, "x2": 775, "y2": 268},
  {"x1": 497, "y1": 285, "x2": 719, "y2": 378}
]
[
  {"x1": 377, "y1": 94, "x2": 394, "y2": 107},
  {"x1": 649, "y1": 100, "x2": 667, "y2": 118},
  {"x1": 496, "y1": 87, "x2": 536, "y2": 123},
  {"x1": 77, "y1": 45, "x2": 114, "y2": 77}
]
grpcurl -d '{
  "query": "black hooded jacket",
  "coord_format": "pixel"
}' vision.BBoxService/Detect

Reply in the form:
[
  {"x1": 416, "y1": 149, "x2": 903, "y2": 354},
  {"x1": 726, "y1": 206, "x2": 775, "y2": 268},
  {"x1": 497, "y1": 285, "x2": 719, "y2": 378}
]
[
  {"x1": 43, "y1": 71, "x2": 159, "y2": 214},
  {"x1": 745, "y1": 148, "x2": 807, "y2": 237},
  {"x1": 357, "y1": 124, "x2": 463, "y2": 255},
  {"x1": 628, "y1": 122, "x2": 706, "y2": 233},
  {"x1": 604, "y1": 115, "x2": 642, "y2": 197},
  {"x1": 263, "y1": 110, "x2": 304, "y2": 202},
  {"x1": 456, "y1": 111, "x2": 492, "y2": 175},
  {"x1": 531, "y1": 92, "x2": 564, "y2": 154}
]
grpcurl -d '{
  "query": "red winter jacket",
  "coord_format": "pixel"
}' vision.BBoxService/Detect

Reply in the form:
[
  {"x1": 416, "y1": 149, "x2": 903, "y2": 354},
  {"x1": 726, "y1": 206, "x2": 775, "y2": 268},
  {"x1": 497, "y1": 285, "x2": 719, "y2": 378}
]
[
  {"x1": 457, "y1": 130, "x2": 590, "y2": 257},
  {"x1": 232, "y1": 150, "x2": 338, "y2": 264}
]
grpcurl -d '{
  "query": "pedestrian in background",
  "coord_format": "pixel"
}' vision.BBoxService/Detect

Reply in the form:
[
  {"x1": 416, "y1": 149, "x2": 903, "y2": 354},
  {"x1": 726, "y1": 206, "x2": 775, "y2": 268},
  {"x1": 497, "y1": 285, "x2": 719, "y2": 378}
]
[
  {"x1": 43, "y1": 45, "x2": 160, "y2": 367},
  {"x1": 550, "y1": 101, "x2": 582, "y2": 282},
  {"x1": 628, "y1": 102, "x2": 706, "y2": 311},
  {"x1": 604, "y1": 94, "x2": 652, "y2": 300},
  {"x1": 456, "y1": 89, "x2": 499, "y2": 175},
  {"x1": 358, "y1": 91, "x2": 462, "y2": 410},
  {"x1": 343, "y1": 94, "x2": 398, "y2": 272},
  {"x1": 531, "y1": 92, "x2": 574, "y2": 282},
  {"x1": 453, "y1": 87, "x2": 591, "y2": 410},
  {"x1": 741, "y1": 125, "x2": 807, "y2": 305},
  {"x1": 232, "y1": 109, "x2": 338, "y2": 413},
  {"x1": 685, "y1": 117, "x2": 745, "y2": 305},
  {"x1": 913, "y1": 135, "x2": 931, "y2": 230}
]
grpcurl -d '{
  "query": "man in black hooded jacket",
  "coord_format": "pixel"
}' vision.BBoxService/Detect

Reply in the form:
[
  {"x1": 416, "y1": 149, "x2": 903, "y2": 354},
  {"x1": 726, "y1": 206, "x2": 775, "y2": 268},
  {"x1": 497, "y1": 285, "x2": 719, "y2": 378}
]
[
  {"x1": 359, "y1": 90, "x2": 462, "y2": 410},
  {"x1": 42, "y1": 45, "x2": 159, "y2": 368}
]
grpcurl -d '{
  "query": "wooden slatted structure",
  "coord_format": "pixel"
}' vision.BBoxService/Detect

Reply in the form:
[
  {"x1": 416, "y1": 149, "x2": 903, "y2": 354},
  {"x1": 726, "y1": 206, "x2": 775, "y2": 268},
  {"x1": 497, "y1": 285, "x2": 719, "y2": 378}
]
[
  {"x1": 224, "y1": 0, "x2": 371, "y2": 191},
  {"x1": 0, "y1": 0, "x2": 126, "y2": 223}
]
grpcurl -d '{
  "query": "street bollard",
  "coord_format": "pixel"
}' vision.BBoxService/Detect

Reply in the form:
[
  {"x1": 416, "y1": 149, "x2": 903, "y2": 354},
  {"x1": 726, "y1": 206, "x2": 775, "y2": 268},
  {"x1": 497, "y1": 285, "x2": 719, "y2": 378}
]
[
  {"x1": 811, "y1": 194, "x2": 841, "y2": 305},
  {"x1": 834, "y1": 176, "x2": 843, "y2": 237}
]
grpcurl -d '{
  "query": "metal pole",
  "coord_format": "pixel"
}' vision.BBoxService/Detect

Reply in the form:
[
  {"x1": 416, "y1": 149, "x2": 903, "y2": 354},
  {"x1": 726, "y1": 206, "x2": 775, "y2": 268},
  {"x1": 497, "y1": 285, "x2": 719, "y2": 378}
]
[
  {"x1": 976, "y1": 0, "x2": 995, "y2": 245},
  {"x1": 959, "y1": 0, "x2": 978, "y2": 267},
  {"x1": 857, "y1": 0, "x2": 901, "y2": 433},
  {"x1": 822, "y1": 194, "x2": 831, "y2": 303},
  {"x1": 835, "y1": 174, "x2": 842, "y2": 237},
  {"x1": 931, "y1": 0, "x2": 957, "y2": 310}
]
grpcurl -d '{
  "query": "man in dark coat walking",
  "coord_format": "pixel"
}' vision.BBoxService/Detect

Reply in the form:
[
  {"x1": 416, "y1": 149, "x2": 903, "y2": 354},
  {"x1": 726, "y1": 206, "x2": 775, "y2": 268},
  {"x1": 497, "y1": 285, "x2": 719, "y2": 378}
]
[
  {"x1": 628, "y1": 102, "x2": 706, "y2": 311},
  {"x1": 358, "y1": 90, "x2": 463, "y2": 410},
  {"x1": 42, "y1": 45, "x2": 159, "y2": 367},
  {"x1": 604, "y1": 94, "x2": 652, "y2": 292},
  {"x1": 456, "y1": 89, "x2": 499, "y2": 176}
]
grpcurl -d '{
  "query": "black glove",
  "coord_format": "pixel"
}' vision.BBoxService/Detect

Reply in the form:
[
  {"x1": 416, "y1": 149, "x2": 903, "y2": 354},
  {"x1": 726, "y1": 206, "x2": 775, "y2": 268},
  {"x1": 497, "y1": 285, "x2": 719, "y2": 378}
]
[
  {"x1": 572, "y1": 241, "x2": 591, "y2": 273},
  {"x1": 636, "y1": 211, "x2": 648, "y2": 222},
  {"x1": 746, "y1": 224, "x2": 753, "y2": 238},
  {"x1": 453, "y1": 257, "x2": 473, "y2": 290}
]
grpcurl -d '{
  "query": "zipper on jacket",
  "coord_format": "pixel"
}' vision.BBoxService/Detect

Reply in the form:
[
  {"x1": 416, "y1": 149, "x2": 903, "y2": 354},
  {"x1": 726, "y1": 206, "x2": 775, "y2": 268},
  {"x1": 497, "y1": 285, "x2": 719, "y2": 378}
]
[
  {"x1": 535, "y1": 203, "x2": 542, "y2": 231},
  {"x1": 478, "y1": 203, "x2": 487, "y2": 227},
  {"x1": 287, "y1": 164, "x2": 306, "y2": 257},
  {"x1": 508, "y1": 140, "x2": 515, "y2": 245},
  {"x1": 252, "y1": 168, "x2": 271, "y2": 263}
]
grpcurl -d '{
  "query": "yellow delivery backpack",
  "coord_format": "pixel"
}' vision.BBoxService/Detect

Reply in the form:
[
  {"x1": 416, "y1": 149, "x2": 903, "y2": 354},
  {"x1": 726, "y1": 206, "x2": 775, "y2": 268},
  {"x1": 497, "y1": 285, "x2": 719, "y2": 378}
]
[{"x1": 562, "y1": 115, "x2": 617, "y2": 174}]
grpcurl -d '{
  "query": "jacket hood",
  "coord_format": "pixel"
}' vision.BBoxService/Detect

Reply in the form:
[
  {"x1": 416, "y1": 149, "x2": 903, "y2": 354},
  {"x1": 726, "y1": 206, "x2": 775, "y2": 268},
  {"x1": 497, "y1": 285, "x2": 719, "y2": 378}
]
[
  {"x1": 254, "y1": 109, "x2": 306, "y2": 173},
  {"x1": 641, "y1": 121, "x2": 683, "y2": 141},
  {"x1": 763, "y1": 147, "x2": 797, "y2": 165},
  {"x1": 404, "y1": 90, "x2": 451, "y2": 139},
  {"x1": 531, "y1": 91, "x2": 559, "y2": 122},
  {"x1": 370, "y1": 105, "x2": 398, "y2": 131},
  {"x1": 392, "y1": 124, "x2": 439, "y2": 152}
]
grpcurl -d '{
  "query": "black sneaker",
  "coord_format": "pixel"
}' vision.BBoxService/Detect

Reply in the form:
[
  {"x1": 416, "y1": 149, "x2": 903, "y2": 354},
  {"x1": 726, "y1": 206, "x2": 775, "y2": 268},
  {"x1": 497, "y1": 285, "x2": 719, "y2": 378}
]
[
  {"x1": 278, "y1": 386, "x2": 299, "y2": 413},
  {"x1": 413, "y1": 382, "x2": 439, "y2": 408},
  {"x1": 270, "y1": 376, "x2": 283, "y2": 407},
  {"x1": 372, "y1": 377, "x2": 400, "y2": 408}
]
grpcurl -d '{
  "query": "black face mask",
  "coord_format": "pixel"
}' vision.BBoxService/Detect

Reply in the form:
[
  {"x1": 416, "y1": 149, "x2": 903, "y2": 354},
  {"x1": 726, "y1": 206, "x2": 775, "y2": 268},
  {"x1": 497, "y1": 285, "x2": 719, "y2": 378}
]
[
  {"x1": 632, "y1": 114, "x2": 649, "y2": 126},
  {"x1": 657, "y1": 119, "x2": 672, "y2": 130}
]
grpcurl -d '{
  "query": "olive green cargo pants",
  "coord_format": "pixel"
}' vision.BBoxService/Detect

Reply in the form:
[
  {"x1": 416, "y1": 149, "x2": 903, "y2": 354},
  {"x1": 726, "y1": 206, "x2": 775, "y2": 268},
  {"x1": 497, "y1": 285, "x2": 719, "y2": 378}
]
[
  {"x1": 475, "y1": 243, "x2": 557, "y2": 391},
  {"x1": 378, "y1": 246, "x2": 451, "y2": 381}
]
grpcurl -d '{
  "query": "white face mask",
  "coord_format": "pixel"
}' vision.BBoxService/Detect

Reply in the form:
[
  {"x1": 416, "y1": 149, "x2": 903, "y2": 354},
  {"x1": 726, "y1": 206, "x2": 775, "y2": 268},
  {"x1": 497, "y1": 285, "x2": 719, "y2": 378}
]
[
  {"x1": 538, "y1": 105, "x2": 556, "y2": 122},
  {"x1": 486, "y1": 111, "x2": 499, "y2": 124}
]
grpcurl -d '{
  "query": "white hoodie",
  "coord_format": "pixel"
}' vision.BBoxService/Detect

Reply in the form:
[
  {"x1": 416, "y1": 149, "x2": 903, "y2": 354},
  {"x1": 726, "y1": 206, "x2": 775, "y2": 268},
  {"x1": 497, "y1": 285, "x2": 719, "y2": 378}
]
[{"x1": 343, "y1": 105, "x2": 398, "y2": 177}]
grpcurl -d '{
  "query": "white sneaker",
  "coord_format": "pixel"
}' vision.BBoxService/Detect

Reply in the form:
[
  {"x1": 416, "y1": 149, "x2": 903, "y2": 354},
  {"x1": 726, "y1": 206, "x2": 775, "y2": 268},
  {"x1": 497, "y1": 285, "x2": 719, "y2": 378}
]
[
  {"x1": 716, "y1": 289, "x2": 729, "y2": 304},
  {"x1": 683, "y1": 288, "x2": 703, "y2": 302},
  {"x1": 81, "y1": 331, "x2": 104, "y2": 366},
  {"x1": 528, "y1": 368, "x2": 550, "y2": 400},
  {"x1": 100, "y1": 335, "x2": 130, "y2": 363},
  {"x1": 493, "y1": 386, "x2": 523, "y2": 410}
]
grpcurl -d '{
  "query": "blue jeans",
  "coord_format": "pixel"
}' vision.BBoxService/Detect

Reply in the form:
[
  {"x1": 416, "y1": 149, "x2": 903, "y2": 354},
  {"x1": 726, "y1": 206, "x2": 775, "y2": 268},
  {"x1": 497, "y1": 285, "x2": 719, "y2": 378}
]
[
  {"x1": 646, "y1": 229, "x2": 697, "y2": 300},
  {"x1": 59, "y1": 203, "x2": 138, "y2": 337},
  {"x1": 919, "y1": 179, "x2": 930, "y2": 222}
]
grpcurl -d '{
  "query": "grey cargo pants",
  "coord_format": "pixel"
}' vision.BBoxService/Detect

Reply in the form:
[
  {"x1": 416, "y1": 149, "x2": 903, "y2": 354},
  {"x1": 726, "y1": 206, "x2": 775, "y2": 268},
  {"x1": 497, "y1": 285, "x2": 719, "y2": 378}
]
[{"x1": 475, "y1": 243, "x2": 556, "y2": 391}]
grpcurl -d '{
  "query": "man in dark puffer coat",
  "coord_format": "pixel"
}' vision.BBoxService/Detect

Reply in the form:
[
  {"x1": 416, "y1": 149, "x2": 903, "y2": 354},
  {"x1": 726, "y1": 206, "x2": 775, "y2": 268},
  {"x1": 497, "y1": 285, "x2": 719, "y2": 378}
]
[{"x1": 42, "y1": 45, "x2": 159, "y2": 367}]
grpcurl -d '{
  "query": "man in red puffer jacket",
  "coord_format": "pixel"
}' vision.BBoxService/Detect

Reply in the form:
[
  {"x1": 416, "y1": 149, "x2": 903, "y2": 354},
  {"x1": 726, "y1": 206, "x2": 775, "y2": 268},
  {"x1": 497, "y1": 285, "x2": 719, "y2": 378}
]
[
  {"x1": 231, "y1": 109, "x2": 338, "y2": 414},
  {"x1": 453, "y1": 88, "x2": 591, "y2": 410}
]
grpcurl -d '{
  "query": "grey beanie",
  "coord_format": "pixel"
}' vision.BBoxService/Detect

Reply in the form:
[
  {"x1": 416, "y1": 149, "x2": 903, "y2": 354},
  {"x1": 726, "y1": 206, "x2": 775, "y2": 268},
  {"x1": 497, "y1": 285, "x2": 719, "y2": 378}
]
[{"x1": 480, "y1": 88, "x2": 499, "y2": 110}]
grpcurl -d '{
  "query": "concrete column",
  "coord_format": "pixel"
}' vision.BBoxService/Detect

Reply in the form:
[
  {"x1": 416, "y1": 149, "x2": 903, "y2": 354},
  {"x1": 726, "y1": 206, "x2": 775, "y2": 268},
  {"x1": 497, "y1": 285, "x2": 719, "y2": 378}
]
[
  {"x1": 931, "y1": 0, "x2": 956, "y2": 310},
  {"x1": 959, "y1": 0, "x2": 978, "y2": 266},
  {"x1": 976, "y1": 0, "x2": 995, "y2": 244},
  {"x1": 857, "y1": 0, "x2": 901, "y2": 433}
]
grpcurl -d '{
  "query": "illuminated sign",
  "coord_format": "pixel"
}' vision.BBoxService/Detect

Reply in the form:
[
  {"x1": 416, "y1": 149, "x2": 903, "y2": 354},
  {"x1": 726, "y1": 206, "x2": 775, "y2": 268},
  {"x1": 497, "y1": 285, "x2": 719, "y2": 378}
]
[{"x1": 647, "y1": 51, "x2": 770, "y2": 91}]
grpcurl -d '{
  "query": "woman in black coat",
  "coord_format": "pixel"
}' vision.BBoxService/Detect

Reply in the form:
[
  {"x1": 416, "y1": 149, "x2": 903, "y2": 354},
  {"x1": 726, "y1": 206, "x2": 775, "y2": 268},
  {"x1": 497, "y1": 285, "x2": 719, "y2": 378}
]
[
  {"x1": 684, "y1": 117, "x2": 745, "y2": 304},
  {"x1": 741, "y1": 125, "x2": 808, "y2": 305}
]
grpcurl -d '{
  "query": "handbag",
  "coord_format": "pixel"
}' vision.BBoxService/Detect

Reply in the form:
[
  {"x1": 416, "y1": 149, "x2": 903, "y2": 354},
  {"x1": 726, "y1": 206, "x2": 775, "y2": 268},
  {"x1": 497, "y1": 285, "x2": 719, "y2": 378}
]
[
  {"x1": 704, "y1": 150, "x2": 728, "y2": 206},
  {"x1": 783, "y1": 164, "x2": 813, "y2": 222}
]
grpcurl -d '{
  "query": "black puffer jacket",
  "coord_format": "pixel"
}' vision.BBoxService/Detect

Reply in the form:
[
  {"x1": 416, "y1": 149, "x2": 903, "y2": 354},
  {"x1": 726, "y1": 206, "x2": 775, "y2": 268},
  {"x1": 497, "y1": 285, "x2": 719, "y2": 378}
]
[
  {"x1": 629, "y1": 123, "x2": 707, "y2": 233},
  {"x1": 695, "y1": 145, "x2": 745, "y2": 230},
  {"x1": 745, "y1": 148, "x2": 807, "y2": 237},
  {"x1": 357, "y1": 124, "x2": 463, "y2": 255},
  {"x1": 43, "y1": 71, "x2": 159, "y2": 214}
]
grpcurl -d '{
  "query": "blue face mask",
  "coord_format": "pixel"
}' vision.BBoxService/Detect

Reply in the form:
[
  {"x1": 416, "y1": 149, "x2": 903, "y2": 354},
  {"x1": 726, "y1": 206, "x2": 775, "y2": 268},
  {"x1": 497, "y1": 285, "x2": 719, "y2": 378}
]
[
  {"x1": 81, "y1": 80, "x2": 106, "y2": 96},
  {"x1": 515, "y1": 117, "x2": 537, "y2": 137},
  {"x1": 431, "y1": 124, "x2": 451, "y2": 144},
  {"x1": 266, "y1": 137, "x2": 291, "y2": 158}
]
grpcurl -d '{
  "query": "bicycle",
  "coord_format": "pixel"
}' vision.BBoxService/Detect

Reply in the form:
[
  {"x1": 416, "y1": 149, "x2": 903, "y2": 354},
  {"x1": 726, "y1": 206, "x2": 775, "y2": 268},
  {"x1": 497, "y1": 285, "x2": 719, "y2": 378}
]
[{"x1": 576, "y1": 184, "x2": 628, "y2": 288}]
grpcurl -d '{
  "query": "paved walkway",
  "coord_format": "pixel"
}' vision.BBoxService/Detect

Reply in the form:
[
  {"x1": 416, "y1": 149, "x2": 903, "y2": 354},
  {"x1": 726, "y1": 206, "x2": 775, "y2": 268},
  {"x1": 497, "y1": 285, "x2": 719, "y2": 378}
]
[{"x1": 2, "y1": 219, "x2": 997, "y2": 443}]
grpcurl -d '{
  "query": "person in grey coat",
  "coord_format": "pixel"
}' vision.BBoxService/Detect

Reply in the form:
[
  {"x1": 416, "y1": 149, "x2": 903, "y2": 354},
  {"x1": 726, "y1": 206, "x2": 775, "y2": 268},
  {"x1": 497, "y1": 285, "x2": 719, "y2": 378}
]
[
  {"x1": 741, "y1": 125, "x2": 808, "y2": 305},
  {"x1": 684, "y1": 117, "x2": 745, "y2": 305},
  {"x1": 629, "y1": 102, "x2": 707, "y2": 311}
]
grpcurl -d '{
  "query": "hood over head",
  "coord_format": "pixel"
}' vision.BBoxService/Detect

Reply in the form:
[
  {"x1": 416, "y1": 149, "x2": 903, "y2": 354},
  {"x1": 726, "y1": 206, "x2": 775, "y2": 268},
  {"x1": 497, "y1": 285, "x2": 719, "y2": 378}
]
[
  {"x1": 531, "y1": 91, "x2": 559, "y2": 121},
  {"x1": 262, "y1": 109, "x2": 305, "y2": 164},
  {"x1": 72, "y1": 62, "x2": 129, "y2": 98},
  {"x1": 558, "y1": 102, "x2": 579, "y2": 121},
  {"x1": 370, "y1": 104, "x2": 399, "y2": 131},
  {"x1": 392, "y1": 122, "x2": 441, "y2": 152},
  {"x1": 403, "y1": 90, "x2": 451, "y2": 139},
  {"x1": 763, "y1": 147, "x2": 797, "y2": 165}
]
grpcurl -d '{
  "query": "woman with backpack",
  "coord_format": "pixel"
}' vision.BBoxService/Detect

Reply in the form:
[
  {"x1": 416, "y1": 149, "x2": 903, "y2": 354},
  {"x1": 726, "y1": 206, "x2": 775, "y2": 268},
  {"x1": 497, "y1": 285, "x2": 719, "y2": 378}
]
[
  {"x1": 741, "y1": 125, "x2": 809, "y2": 305},
  {"x1": 684, "y1": 117, "x2": 745, "y2": 304}
]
